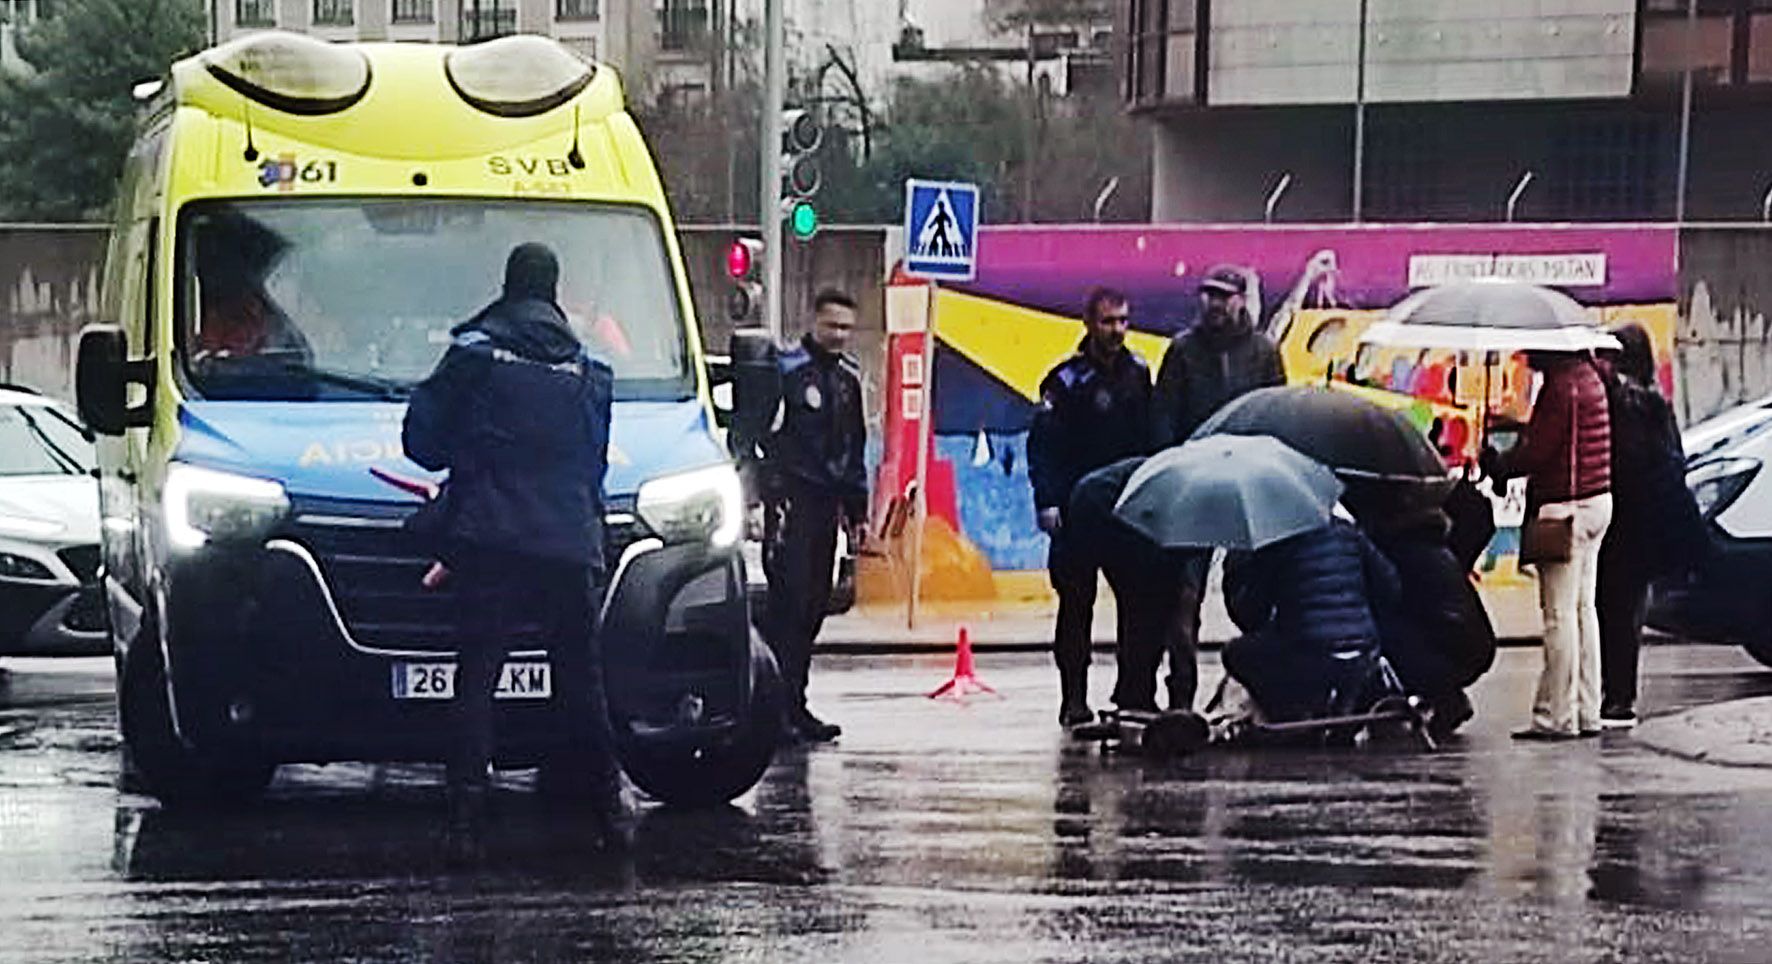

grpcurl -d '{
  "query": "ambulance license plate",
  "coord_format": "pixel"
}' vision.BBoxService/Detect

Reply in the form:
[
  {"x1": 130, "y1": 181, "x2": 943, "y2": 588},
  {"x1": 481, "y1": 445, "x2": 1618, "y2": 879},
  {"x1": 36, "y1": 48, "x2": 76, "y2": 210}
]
[{"x1": 390, "y1": 662, "x2": 551, "y2": 700}]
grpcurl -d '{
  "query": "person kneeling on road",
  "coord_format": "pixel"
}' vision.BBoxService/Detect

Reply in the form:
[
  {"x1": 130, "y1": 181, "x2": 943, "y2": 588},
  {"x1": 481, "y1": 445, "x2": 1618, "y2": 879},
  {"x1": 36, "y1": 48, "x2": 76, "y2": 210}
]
[
  {"x1": 1343, "y1": 483, "x2": 1496, "y2": 738},
  {"x1": 1220, "y1": 517, "x2": 1401, "y2": 723},
  {"x1": 403, "y1": 242, "x2": 631, "y2": 864}
]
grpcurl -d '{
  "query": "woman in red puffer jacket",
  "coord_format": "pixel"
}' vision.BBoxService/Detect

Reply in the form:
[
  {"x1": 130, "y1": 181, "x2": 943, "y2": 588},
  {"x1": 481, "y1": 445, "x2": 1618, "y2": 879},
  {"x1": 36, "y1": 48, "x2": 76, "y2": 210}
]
[{"x1": 1485, "y1": 350, "x2": 1612, "y2": 740}]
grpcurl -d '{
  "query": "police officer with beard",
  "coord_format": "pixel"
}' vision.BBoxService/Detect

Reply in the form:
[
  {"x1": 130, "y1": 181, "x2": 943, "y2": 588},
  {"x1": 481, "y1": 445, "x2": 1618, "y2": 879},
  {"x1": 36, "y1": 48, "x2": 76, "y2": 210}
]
[
  {"x1": 403, "y1": 243, "x2": 629, "y2": 864},
  {"x1": 1147, "y1": 265, "x2": 1286, "y2": 713},
  {"x1": 1028, "y1": 287, "x2": 1153, "y2": 727},
  {"x1": 761, "y1": 289, "x2": 868, "y2": 745}
]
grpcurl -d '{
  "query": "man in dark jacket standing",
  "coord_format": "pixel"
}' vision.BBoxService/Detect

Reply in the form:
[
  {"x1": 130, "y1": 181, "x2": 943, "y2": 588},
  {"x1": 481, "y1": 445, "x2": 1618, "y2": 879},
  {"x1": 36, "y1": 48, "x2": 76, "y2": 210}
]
[
  {"x1": 1028, "y1": 288, "x2": 1153, "y2": 726},
  {"x1": 761, "y1": 289, "x2": 868, "y2": 745},
  {"x1": 403, "y1": 243, "x2": 627, "y2": 861},
  {"x1": 1149, "y1": 266, "x2": 1286, "y2": 712}
]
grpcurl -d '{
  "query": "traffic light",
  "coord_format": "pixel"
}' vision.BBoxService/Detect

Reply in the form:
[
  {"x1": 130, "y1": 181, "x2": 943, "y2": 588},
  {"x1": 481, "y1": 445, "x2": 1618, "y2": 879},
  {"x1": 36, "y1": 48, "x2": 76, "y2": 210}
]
[
  {"x1": 725, "y1": 236, "x2": 763, "y2": 322},
  {"x1": 781, "y1": 107, "x2": 821, "y2": 241}
]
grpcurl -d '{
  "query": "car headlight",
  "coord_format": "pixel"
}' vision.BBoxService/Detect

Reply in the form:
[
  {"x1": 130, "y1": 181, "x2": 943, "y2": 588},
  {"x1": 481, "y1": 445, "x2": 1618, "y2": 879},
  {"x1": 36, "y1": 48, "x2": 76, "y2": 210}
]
[
  {"x1": 1687, "y1": 457, "x2": 1760, "y2": 519},
  {"x1": 0, "y1": 514, "x2": 64, "y2": 538},
  {"x1": 636, "y1": 464, "x2": 744, "y2": 549},
  {"x1": 163, "y1": 463, "x2": 289, "y2": 550}
]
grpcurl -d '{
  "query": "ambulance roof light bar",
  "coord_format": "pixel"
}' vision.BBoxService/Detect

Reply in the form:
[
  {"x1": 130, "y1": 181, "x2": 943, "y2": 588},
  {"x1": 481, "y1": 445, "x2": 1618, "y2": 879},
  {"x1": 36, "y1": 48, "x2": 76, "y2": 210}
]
[
  {"x1": 202, "y1": 32, "x2": 371, "y2": 116},
  {"x1": 445, "y1": 35, "x2": 596, "y2": 118}
]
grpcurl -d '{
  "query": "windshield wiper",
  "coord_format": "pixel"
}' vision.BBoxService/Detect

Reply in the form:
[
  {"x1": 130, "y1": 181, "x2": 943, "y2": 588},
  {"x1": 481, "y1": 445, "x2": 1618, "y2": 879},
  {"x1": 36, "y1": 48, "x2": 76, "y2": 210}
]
[
  {"x1": 14, "y1": 407, "x2": 86, "y2": 475},
  {"x1": 270, "y1": 361, "x2": 412, "y2": 400},
  {"x1": 196, "y1": 352, "x2": 411, "y2": 400}
]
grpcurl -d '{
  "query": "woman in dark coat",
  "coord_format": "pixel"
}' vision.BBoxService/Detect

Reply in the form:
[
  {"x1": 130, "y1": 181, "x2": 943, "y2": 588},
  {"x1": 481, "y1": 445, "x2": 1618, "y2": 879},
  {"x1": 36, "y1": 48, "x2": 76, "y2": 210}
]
[
  {"x1": 1343, "y1": 482, "x2": 1497, "y2": 737},
  {"x1": 1595, "y1": 324, "x2": 1705, "y2": 728}
]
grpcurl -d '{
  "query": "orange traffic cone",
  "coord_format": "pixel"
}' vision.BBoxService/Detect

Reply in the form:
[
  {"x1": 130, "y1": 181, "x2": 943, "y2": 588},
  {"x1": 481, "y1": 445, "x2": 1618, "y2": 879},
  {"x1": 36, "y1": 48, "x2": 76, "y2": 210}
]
[{"x1": 928, "y1": 626, "x2": 997, "y2": 699}]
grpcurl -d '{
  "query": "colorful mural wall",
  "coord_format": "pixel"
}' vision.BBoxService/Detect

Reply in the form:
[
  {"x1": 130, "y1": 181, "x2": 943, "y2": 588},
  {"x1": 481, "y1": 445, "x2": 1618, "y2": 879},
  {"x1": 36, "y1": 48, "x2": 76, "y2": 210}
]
[{"x1": 879, "y1": 225, "x2": 1681, "y2": 577}]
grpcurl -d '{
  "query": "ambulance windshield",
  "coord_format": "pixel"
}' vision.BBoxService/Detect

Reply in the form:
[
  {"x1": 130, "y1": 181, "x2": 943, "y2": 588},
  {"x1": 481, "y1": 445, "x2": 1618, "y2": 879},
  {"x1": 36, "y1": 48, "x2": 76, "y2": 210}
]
[{"x1": 176, "y1": 199, "x2": 693, "y2": 402}]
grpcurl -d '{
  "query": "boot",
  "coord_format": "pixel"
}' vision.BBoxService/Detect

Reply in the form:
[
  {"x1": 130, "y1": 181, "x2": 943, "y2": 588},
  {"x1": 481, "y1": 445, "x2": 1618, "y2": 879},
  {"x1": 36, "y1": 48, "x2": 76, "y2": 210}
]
[
  {"x1": 790, "y1": 706, "x2": 842, "y2": 743},
  {"x1": 1058, "y1": 671, "x2": 1092, "y2": 728},
  {"x1": 443, "y1": 785, "x2": 488, "y2": 869}
]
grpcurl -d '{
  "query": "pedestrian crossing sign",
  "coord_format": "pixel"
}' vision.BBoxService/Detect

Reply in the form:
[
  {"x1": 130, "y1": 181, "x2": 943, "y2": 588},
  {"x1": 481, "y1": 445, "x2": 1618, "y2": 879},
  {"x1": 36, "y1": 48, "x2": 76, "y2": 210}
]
[{"x1": 903, "y1": 179, "x2": 980, "y2": 282}]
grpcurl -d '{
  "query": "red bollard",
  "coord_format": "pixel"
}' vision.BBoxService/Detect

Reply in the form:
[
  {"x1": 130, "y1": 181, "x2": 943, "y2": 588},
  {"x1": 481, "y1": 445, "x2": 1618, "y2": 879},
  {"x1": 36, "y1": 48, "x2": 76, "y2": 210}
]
[{"x1": 928, "y1": 626, "x2": 997, "y2": 700}]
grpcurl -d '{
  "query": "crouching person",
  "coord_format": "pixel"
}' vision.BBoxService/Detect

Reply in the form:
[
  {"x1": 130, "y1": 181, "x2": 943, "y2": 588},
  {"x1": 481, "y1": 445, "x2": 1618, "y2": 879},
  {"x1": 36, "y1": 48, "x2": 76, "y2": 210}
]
[
  {"x1": 1068, "y1": 457, "x2": 1200, "y2": 715},
  {"x1": 1220, "y1": 517, "x2": 1400, "y2": 722},
  {"x1": 1344, "y1": 484, "x2": 1497, "y2": 738}
]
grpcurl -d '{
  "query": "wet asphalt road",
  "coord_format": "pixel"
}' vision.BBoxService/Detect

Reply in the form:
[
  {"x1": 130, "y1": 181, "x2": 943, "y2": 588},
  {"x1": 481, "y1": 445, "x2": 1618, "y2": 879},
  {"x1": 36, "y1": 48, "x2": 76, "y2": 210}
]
[{"x1": 4, "y1": 644, "x2": 1772, "y2": 963}]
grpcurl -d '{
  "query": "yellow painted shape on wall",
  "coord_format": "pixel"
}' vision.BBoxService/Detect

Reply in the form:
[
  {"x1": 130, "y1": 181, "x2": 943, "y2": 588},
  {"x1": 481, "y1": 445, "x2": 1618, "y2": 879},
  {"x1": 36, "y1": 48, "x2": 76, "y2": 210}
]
[
  {"x1": 856, "y1": 514, "x2": 998, "y2": 604},
  {"x1": 932, "y1": 288, "x2": 1168, "y2": 401}
]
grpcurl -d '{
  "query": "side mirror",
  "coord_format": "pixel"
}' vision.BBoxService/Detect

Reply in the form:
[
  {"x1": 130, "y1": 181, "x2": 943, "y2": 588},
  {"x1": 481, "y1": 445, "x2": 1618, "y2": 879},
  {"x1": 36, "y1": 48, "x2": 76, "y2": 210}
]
[
  {"x1": 727, "y1": 327, "x2": 780, "y2": 461},
  {"x1": 76, "y1": 325, "x2": 153, "y2": 436}
]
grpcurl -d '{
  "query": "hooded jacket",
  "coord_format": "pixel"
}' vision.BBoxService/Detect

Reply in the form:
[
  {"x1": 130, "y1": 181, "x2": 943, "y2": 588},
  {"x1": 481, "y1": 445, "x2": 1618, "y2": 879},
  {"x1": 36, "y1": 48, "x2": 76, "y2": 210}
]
[
  {"x1": 403, "y1": 295, "x2": 613, "y2": 569},
  {"x1": 1151, "y1": 314, "x2": 1286, "y2": 449}
]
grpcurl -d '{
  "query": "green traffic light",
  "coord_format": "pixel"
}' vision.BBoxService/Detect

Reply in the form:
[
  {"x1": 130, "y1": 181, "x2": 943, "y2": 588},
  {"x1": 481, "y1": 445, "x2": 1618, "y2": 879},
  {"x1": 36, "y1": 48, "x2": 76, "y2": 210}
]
[{"x1": 789, "y1": 200, "x2": 819, "y2": 240}]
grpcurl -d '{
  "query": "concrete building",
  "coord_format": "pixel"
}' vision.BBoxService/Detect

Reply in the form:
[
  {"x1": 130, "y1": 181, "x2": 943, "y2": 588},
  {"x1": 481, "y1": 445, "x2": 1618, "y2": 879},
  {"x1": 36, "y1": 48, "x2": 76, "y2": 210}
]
[{"x1": 1125, "y1": 0, "x2": 1772, "y2": 223}]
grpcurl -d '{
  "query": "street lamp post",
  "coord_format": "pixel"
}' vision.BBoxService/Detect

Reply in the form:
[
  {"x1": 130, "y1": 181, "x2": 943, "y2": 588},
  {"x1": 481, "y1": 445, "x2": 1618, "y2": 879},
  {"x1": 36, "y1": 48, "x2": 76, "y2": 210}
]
[
  {"x1": 760, "y1": 0, "x2": 785, "y2": 339},
  {"x1": 1675, "y1": 0, "x2": 1697, "y2": 223},
  {"x1": 1351, "y1": 0, "x2": 1369, "y2": 223}
]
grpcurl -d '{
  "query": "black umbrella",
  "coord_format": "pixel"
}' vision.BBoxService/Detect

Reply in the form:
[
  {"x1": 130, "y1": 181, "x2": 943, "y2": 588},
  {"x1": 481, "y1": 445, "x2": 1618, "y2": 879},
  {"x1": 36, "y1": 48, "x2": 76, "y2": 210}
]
[{"x1": 1191, "y1": 385, "x2": 1449, "y2": 485}]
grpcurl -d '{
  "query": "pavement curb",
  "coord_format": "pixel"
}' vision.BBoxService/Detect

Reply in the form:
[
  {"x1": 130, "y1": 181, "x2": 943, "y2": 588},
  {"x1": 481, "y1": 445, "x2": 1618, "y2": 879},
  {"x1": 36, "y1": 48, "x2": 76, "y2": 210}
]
[{"x1": 1631, "y1": 696, "x2": 1772, "y2": 769}]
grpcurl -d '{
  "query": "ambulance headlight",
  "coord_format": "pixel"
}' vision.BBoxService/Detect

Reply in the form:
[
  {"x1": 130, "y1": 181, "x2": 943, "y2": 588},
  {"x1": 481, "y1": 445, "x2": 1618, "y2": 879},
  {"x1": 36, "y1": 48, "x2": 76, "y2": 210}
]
[
  {"x1": 164, "y1": 463, "x2": 289, "y2": 550},
  {"x1": 202, "y1": 31, "x2": 371, "y2": 115},
  {"x1": 636, "y1": 465, "x2": 744, "y2": 549},
  {"x1": 446, "y1": 35, "x2": 595, "y2": 117}
]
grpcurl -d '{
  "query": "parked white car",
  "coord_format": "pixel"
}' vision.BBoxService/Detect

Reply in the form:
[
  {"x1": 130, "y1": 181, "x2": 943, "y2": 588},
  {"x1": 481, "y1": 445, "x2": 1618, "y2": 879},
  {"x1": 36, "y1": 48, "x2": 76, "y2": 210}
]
[
  {"x1": 1649, "y1": 393, "x2": 1772, "y2": 666},
  {"x1": 0, "y1": 387, "x2": 106, "y2": 657}
]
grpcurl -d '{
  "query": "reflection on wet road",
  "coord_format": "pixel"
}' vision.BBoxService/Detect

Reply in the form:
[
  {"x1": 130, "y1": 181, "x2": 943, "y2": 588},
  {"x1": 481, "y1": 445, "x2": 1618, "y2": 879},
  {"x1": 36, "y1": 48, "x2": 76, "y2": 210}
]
[{"x1": 3, "y1": 646, "x2": 1772, "y2": 962}]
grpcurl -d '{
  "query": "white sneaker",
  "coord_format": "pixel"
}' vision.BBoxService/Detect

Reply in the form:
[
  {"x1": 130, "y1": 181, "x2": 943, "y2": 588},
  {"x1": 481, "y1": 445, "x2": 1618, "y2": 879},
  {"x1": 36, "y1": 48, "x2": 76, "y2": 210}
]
[{"x1": 1599, "y1": 712, "x2": 1638, "y2": 730}]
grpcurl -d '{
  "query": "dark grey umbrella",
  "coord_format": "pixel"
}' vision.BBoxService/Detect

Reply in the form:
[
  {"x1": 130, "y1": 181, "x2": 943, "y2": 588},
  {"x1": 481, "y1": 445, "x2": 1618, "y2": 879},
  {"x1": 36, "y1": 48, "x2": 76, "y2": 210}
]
[
  {"x1": 1113, "y1": 436, "x2": 1342, "y2": 551},
  {"x1": 1361, "y1": 279, "x2": 1619, "y2": 353},
  {"x1": 1192, "y1": 385, "x2": 1449, "y2": 486}
]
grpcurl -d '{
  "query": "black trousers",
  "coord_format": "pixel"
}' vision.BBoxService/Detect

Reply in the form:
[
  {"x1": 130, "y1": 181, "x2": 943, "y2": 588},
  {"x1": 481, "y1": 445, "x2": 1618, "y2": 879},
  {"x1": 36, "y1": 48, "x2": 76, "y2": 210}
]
[
  {"x1": 1048, "y1": 525, "x2": 1097, "y2": 682},
  {"x1": 1598, "y1": 537, "x2": 1654, "y2": 714},
  {"x1": 448, "y1": 551, "x2": 619, "y2": 795},
  {"x1": 763, "y1": 489, "x2": 841, "y2": 714},
  {"x1": 1103, "y1": 549, "x2": 1204, "y2": 712}
]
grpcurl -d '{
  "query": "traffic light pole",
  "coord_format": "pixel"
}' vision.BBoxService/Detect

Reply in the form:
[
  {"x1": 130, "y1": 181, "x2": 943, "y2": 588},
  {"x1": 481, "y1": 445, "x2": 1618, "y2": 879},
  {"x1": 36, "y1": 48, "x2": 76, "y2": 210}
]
[{"x1": 760, "y1": 0, "x2": 786, "y2": 340}]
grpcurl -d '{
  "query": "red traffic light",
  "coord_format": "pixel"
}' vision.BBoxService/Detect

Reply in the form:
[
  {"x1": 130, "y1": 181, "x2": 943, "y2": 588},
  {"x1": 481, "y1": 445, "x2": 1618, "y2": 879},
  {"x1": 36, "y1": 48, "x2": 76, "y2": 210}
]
[{"x1": 725, "y1": 238, "x2": 760, "y2": 280}]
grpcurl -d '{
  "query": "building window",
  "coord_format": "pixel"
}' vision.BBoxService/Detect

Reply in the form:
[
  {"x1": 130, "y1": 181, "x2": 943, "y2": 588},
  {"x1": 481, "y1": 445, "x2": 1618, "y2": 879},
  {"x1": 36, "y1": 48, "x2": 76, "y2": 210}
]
[
  {"x1": 1639, "y1": 0, "x2": 1772, "y2": 87},
  {"x1": 312, "y1": 0, "x2": 353, "y2": 26},
  {"x1": 557, "y1": 0, "x2": 598, "y2": 21},
  {"x1": 1552, "y1": 118, "x2": 1663, "y2": 218},
  {"x1": 1127, "y1": 0, "x2": 1199, "y2": 106},
  {"x1": 460, "y1": 0, "x2": 516, "y2": 39},
  {"x1": 660, "y1": 0, "x2": 707, "y2": 52},
  {"x1": 234, "y1": 0, "x2": 274, "y2": 26},
  {"x1": 392, "y1": 0, "x2": 433, "y2": 24}
]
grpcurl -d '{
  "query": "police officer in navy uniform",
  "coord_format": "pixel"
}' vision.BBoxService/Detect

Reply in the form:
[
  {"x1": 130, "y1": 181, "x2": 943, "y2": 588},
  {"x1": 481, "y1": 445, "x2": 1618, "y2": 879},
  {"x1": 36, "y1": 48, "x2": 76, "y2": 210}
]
[
  {"x1": 403, "y1": 243, "x2": 629, "y2": 864},
  {"x1": 761, "y1": 289, "x2": 868, "y2": 745},
  {"x1": 1027, "y1": 287, "x2": 1153, "y2": 727}
]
